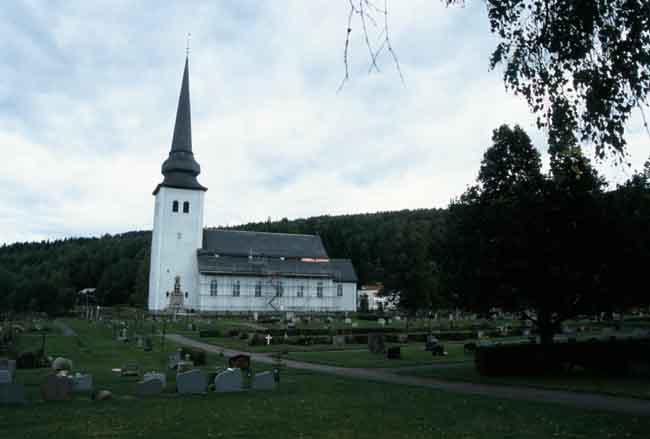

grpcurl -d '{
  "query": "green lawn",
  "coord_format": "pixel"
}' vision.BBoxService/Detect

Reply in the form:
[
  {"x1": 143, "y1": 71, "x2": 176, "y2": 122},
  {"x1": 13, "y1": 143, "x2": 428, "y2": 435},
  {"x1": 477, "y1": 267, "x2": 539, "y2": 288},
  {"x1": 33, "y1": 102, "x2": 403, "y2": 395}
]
[
  {"x1": 2, "y1": 319, "x2": 650, "y2": 438},
  {"x1": 284, "y1": 343, "x2": 470, "y2": 368},
  {"x1": 402, "y1": 363, "x2": 650, "y2": 400}
]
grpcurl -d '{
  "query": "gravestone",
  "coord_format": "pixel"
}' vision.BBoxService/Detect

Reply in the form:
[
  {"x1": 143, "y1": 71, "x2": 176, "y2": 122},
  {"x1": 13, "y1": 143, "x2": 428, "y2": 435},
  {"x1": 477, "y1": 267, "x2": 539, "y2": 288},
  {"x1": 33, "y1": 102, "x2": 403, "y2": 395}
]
[
  {"x1": 344, "y1": 318, "x2": 352, "y2": 325},
  {"x1": 71, "y1": 373, "x2": 93, "y2": 393},
  {"x1": 386, "y1": 346, "x2": 401, "y2": 359},
  {"x1": 368, "y1": 334, "x2": 385, "y2": 354},
  {"x1": 0, "y1": 359, "x2": 16, "y2": 382},
  {"x1": 228, "y1": 354, "x2": 251, "y2": 370},
  {"x1": 253, "y1": 311, "x2": 259, "y2": 321},
  {"x1": 394, "y1": 316, "x2": 401, "y2": 321},
  {"x1": 41, "y1": 374, "x2": 72, "y2": 401},
  {"x1": 214, "y1": 369, "x2": 243, "y2": 393},
  {"x1": 351, "y1": 323, "x2": 358, "y2": 328},
  {"x1": 0, "y1": 383, "x2": 26, "y2": 405},
  {"x1": 121, "y1": 362, "x2": 140, "y2": 377},
  {"x1": 252, "y1": 371, "x2": 276, "y2": 390},
  {"x1": 143, "y1": 372, "x2": 167, "y2": 389},
  {"x1": 177, "y1": 369, "x2": 207, "y2": 395},
  {"x1": 168, "y1": 352, "x2": 182, "y2": 369},
  {"x1": 378, "y1": 318, "x2": 386, "y2": 326},
  {"x1": 143, "y1": 337, "x2": 153, "y2": 352},
  {"x1": 0, "y1": 370, "x2": 11, "y2": 384},
  {"x1": 397, "y1": 333, "x2": 409, "y2": 344},
  {"x1": 333, "y1": 335, "x2": 346, "y2": 347},
  {"x1": 51, "y1": 357, "x2": 73, "y2": 372},
  {"x1": 94, "y1": 390, "x2": 112, "y2": 401},
  {"x1": 136, "y1": 378, "x2": 164, "y2": 397}
]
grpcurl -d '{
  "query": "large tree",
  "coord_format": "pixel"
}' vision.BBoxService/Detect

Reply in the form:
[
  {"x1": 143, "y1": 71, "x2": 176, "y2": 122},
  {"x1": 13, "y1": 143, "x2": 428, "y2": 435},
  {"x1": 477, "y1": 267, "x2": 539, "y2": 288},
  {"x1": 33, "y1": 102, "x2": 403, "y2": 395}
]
[{"x1": 443, "y1": 124, "x2": 611, "y2": 344}]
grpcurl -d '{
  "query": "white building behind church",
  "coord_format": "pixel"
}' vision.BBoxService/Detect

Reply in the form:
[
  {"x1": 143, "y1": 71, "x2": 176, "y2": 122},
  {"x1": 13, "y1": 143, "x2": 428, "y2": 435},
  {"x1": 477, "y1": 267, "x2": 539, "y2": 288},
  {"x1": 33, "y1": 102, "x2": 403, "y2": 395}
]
[{"x1": 148, "y1": 56, "x2": 358, "y2": 313}]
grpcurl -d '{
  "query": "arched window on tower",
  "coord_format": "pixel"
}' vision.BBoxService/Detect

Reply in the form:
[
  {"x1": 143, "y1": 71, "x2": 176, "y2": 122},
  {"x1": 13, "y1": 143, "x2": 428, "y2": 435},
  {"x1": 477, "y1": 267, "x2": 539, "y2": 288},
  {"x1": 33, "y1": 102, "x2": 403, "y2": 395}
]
[
  {"x1": 183, "y1": 201, "x2": 190, "y2": 213},
  {"x1": 172, "y1": 201, "x2": 179, "y2": 212}
]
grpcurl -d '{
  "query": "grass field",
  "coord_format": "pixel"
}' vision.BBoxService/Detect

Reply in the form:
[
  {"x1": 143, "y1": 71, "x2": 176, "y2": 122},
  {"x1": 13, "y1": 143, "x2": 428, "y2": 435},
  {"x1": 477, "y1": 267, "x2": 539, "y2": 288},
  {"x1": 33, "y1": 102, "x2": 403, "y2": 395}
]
[
  {"x1": 401, "y1": 363, "x2": 650, "y2": 400},
  {"x1": 1, "y1": 319, "x2": 650, "y2": 438},
  {"x1": 284, "y1": 343, "x2": 469, "y2": 368}
]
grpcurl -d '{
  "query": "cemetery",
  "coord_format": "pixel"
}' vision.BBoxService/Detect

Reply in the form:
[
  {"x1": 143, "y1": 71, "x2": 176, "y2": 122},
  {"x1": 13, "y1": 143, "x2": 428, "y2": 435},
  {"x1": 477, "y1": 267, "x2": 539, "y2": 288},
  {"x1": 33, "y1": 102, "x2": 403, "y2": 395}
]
[{"x1": 0, "y1": 312, "x2": 649, "y2": 438}]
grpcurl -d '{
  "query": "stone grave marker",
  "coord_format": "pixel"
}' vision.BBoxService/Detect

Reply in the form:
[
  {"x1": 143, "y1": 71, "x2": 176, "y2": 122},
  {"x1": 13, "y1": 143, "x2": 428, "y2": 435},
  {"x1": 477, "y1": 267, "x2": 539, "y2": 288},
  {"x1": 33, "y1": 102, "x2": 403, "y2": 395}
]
[
  {"x1": 344, "y1": 318, "x2": 352, "y2": 324},
  {"x1": 177, "y1": 369, "x2": 207, "y2": 395},
  {"x1": 333, "y1": 335, "x2": 346, "y2": 347},
  {"x1": 71, "y1": 373, "x2": 93, "y2": 393},
  {"x1": 228, "y1": 354, "x2": 251, "y2": 370},
  {"x1": 394, "y1": 316, "x2": 401, "y2": 321},
  {"x1": 351, "y1": 322, "x2": 358, "y2": 328},
  {"x1": 378, "y1": 318, "x2": 386, "y2": 326},
  {"x1": 368, "y1": 334, "x2": 385, "y2": 354},
  {"x1": 386, "y1": 346, "x2": 401, "y2": 359},
  {"x1": 0, "y1": 370, "x2": 11, "y2": 385},
  {"x1": 121, "y1": 362, "x2": 140, "y2": 377},
  {"x1": 214, "y1": 369, "x2": 243, "y2": 393},
  {"x1": 168, "y1": 352, "x2": 182, "y2": 369},
  {"x1": 397, "y1": 333, "x2": 409, "y2": 344},
  {"x1": 143, "y1": 372, "x2": 167, "y2": 389},
  {"x1": 51, "y1": 357, "x2": 73, "y2": 372},
  {"x1": 252, "y1": 371, "x2": 276, "y2": 390},
  {"x1": 136, "y1": 377, "x2": 164, "y2": 397},
  {"x1": 143, "y1": 337, "x2": 153, "y2": 352},
  {"x1": 0, "y1": 359, "x2": 16, "y2": 382},
  {"x1": 0, "y1": 383, "x2": 26, "y2": 405},
  {"x1": 41, "y1": 374, "x2": 72, "y2": 401}
]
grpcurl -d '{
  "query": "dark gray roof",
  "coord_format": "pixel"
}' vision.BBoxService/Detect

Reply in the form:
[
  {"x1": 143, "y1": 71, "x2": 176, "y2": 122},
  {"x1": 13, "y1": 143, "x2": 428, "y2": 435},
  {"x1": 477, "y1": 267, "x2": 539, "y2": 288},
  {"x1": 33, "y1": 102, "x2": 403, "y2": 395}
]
[
  {"x1": 197, "y1": 253, "x2": 358, "y2": 282},
  {"x1": 202, "y1": 229, "x2": 329, "y2": 259},
  {"x1": 154, "y1": 57, "x2": 207, "y2": 195}
]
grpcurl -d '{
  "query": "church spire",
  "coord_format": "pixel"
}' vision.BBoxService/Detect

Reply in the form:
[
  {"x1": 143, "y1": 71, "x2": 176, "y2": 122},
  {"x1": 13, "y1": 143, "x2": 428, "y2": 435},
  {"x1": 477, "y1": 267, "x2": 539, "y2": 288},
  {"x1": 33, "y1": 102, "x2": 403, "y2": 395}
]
[{"x1": 154, "y1": 55, "x2": 207, "y2": 195}]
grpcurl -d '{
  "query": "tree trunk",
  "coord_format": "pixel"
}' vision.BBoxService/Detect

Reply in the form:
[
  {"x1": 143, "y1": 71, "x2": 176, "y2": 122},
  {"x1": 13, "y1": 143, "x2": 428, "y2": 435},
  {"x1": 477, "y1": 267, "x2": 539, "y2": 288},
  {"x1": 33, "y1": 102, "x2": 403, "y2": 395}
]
[{"x1": 537, "y1": 309, "x2": 555, "y2": 345}]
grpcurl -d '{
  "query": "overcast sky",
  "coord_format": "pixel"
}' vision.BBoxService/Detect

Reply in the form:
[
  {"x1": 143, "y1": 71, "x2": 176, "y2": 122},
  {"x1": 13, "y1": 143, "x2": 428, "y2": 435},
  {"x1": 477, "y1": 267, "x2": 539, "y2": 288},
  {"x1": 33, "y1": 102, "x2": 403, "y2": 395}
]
[{"x1": 1, "y1": 1, "x2": 648, "y2": 245}]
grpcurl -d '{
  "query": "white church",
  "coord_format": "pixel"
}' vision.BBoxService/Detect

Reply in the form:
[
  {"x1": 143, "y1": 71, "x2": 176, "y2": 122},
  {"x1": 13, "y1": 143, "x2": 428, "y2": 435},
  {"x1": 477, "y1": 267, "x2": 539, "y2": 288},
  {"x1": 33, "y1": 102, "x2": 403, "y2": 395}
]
[{"x1": 148, "y1": 57, "x2": 358, "y2": 313}]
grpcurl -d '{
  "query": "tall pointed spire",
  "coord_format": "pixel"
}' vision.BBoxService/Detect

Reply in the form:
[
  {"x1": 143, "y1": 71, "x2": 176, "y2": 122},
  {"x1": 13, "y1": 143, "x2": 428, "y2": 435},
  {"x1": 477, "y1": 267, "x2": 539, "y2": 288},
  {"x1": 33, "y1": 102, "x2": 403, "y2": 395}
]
[{"x1": 154, "y1": 55, "x2": 207, "y2": 195}]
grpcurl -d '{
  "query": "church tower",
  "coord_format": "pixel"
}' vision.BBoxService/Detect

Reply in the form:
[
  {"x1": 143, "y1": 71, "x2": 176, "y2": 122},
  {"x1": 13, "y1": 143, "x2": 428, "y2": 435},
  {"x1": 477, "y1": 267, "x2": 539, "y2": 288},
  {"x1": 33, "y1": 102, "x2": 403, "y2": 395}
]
[{"x1": 148, "y1": 56, "x2": 207, "y2": 312}]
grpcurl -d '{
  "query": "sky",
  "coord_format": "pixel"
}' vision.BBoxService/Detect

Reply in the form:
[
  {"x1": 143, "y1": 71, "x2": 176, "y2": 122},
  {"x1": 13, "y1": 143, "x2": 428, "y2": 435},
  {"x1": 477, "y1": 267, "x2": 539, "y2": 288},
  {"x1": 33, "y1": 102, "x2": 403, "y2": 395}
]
[{"x1": 1, "y1": 1, "x2": 648, "y2": 245}]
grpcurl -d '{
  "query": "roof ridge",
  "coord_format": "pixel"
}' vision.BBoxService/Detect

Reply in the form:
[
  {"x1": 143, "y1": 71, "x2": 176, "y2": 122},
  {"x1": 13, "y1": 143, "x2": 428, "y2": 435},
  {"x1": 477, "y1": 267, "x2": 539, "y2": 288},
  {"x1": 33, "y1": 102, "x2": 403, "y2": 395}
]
[{"x1": 207, "y1": 229, "x2": 320, "y2": 238}]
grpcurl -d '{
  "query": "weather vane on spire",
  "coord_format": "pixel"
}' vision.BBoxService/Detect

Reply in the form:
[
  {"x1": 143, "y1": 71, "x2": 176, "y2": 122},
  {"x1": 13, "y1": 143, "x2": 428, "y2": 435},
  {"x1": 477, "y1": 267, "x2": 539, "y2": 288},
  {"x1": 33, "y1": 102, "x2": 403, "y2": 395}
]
[{"x1": 186, "y1": 32, "x2": 191, "y2": 57}]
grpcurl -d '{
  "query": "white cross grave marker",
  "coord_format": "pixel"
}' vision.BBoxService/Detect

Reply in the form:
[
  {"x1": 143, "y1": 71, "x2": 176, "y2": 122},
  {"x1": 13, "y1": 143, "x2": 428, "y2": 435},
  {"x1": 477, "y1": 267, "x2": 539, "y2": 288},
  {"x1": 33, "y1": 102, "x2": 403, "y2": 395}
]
[{"x1": 265, "y1": 334, "x2": 273, "y2": 345}]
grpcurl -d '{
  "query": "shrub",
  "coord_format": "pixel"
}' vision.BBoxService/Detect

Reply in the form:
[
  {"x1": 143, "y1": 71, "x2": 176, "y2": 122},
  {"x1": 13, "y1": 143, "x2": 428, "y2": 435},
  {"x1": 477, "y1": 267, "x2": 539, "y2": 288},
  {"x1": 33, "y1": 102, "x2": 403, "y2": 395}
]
[
  {"x1": 199, "y1": 329, "x2": 221, "y2": 338},
  {"x1": 180, "y1": 347, "x2": 207, "y2": 366},
  {"x1": 474, "y1": 338, "x2": 650, "y2": 377}
]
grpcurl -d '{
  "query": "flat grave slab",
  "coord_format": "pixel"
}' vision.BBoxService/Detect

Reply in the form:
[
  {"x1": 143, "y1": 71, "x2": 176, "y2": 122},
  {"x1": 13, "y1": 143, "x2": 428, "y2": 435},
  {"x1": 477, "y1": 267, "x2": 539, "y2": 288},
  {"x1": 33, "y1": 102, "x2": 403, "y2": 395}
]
[
  {"x1": 177, "y1": 369, "x2": 207, "y2": 395},
  {"x1": 252, "y1": 371, "x2": 276, "y2": 391},
  {"x1": 214, "y1": 368, "x2": 243, "y2": 393}
]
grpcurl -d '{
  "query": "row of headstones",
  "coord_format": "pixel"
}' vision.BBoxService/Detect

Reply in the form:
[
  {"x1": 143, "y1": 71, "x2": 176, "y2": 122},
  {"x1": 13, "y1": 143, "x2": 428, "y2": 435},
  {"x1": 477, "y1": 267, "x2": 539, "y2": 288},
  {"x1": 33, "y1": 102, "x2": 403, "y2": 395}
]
[{"x1": 143, "y1": 368, "x2": 276, "y2": 396}]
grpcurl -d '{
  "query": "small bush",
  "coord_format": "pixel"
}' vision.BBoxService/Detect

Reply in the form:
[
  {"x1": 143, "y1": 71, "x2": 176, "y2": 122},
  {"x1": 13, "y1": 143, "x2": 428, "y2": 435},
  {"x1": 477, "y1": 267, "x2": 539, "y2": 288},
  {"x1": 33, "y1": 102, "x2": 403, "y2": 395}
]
[
  {"x1": 199, "y1": 329, "x2": 221, "y2": 338},
  {"x1": 180, "y1": 347, "x2": 207, "y2": 366}
]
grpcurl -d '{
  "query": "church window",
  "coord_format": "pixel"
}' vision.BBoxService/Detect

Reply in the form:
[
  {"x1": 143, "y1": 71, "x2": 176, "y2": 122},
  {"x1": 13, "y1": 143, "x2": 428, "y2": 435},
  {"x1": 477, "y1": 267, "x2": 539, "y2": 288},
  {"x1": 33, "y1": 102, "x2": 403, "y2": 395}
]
[
  {"x1": 337, "y1": 284, "x2": 343, "y2": 297},
  {"x1": 254, "y1": 281, "x2": 262, "y2": 297},
  {"x1": 276, "y1": 282, "x2": 284, "y2": 297},
  {"x1": 232, "y1": 280, "x2": 240, "y2": 297},
  {"x1": 172, "y1": 201, "x2": 179, "y2": 212},
  {"x1": 316, "y1": 282, "x2": 323, "y2": 298},
  {"x1": 210, "y1": 280, "x2": 218, "y2": 296},
  {"x1": 183, "y1": 201, "x2": 190, "y2": 213},
  {"x1": 297, "y1": 285, "x2": 304, "y2": 298}
]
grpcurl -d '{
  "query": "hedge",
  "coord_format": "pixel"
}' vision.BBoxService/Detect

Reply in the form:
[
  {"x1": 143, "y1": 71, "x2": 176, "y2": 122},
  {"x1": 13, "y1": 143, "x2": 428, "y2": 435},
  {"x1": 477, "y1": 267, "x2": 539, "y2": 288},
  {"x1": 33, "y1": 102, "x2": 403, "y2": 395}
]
[{"x1": 475, "y1": 338, "x2": 650, "y2": 377}]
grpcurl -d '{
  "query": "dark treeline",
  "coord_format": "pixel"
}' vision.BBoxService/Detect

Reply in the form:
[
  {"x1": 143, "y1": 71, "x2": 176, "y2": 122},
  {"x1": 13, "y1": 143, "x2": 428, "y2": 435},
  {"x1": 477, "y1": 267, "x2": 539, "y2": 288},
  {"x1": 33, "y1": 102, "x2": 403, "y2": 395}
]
[
  {"x1": 0, "y1": 209, "x2": 445, "y2": 315},
  {"x1": 1, "y1": 124, "x2": 650, "y2": 331}
]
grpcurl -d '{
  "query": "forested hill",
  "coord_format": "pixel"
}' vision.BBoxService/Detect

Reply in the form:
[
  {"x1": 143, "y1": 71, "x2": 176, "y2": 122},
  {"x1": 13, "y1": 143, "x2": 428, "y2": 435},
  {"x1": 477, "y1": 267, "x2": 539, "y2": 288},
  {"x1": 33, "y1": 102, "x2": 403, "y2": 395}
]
[{"x1": 0, "y1": 208, "x2": 446, "y2": 314}]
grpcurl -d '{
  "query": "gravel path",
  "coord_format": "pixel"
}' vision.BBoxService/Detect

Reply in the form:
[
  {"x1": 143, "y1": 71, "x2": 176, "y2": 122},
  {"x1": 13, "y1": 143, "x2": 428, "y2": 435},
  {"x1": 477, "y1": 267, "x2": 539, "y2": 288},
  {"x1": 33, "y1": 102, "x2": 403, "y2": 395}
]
[{"x1": 167, "y1": 333, "x2": 650, "y2": 416}]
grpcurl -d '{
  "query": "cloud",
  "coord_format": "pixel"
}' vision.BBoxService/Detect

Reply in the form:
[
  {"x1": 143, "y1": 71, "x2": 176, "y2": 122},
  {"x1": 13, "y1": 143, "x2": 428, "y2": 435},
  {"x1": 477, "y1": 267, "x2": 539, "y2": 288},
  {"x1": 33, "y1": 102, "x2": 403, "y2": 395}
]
[{"x1": 0, "y1": 1, "x2": 647, "y2": 245}]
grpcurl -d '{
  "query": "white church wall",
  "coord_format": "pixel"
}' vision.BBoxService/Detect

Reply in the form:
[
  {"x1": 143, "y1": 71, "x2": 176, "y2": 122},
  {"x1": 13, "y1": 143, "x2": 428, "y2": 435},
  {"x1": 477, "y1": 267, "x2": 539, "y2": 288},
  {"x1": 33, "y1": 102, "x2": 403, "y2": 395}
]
[
  {"x1": 148, "y1": 186, "x2": 204, "y2": 311},
  {"x1": 198, "y1": 273, "x2": 356, "y2": 312}
]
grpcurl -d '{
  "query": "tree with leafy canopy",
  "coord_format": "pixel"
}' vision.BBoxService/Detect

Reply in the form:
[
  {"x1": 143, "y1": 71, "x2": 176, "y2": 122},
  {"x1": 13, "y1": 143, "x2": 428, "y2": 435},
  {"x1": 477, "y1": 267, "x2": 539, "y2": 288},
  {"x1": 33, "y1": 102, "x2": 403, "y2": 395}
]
[
  {"x1": 443, "y1": 124, "x2": 611, "y2": 344},
  {"x1": 344, "y1": 0, "x2": 650, "y2": 157}
]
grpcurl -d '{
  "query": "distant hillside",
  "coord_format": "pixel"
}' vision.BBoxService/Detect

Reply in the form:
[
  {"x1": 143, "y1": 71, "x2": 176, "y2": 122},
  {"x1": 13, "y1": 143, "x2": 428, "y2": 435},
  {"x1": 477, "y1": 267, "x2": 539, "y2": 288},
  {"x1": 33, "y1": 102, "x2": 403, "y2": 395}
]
[{"x1": 0, "y1": 208, "x2": 446, "y2": 313}]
